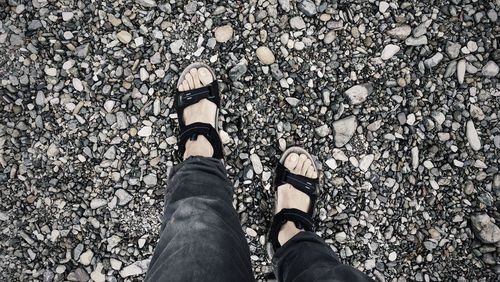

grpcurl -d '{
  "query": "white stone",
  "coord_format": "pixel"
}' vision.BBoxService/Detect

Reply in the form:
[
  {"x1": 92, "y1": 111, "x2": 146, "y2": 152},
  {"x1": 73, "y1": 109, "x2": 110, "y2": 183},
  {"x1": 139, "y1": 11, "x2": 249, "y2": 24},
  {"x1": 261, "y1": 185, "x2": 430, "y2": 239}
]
[
  {"x1": 72, "y1": 78, "x2": 83, "y2": 91},
  {"x1": 388, "y1": 252, "x2": 397, "y2": 261},
  {"x1": 332, "y1": 149, "x2": 348, "y2": 162},
  {"x1": 457, "y1": 59, "x2": 466, "y2": 84},
  {"x1": 332, "y1": 116, "x2": 357, "y2": 147},
  {"x1": 214, "y1": 25, "x2": 233, "y2": 43},
  {"x1": 170, "y1": 39, "x2": 183, "y2": 54},
  {"x1": 379, "y1": 1, "x2": 389, "y2": 13},
  {"x1": 246, "y1": 227, "x2": 257, "y2": 237},
  {"x1": 119, "y1": 259, "x2": 150, "y2": 278},
  {"x1": 62, "y1": 60, "x2": 75, "y2": 70},
  {"x1": 250, "y1": 154, "x2": 263, "y2": 174},
  {"x1": 359, "y1": 154, "x2": 374, "y2": 172},
  {"x1": 110, "y1": 258, "x2": 123, "y2": 270},
  {"x1": 143, "y1": 174, "x2": 157, "y2": 186},
  {"x1": 45, "y1": 67, "x2": 57, "y2": 76},
  {"x1": 335, "y1": 231, "x2": 347, "y2": 243},
  {"x1": 140, "y1": 68, "x2": 149, "y2": 81},
  {"x1": 482, "y1": 61, "x2": 499, "y2": 77},
  {"x1": 104, "y1": 100, "x2": 115, "y2": 113},
  {"x1": 134, "y1": 36, "x2": 144, "y2": 47},
  {"x1": 90, "y1": 198, "x2": 107, "y2": 209},
  {"x1": 79, "y1": 250, "x2": 93, "y2": 266},
  {"x1": 116, "y1": 30, "x2": 132, "y2": 44},
  {"x1": 411, "y1": 147, "x2": 419, "y2": 170},
  {"x1": 138, "y1": 126, "x2": 152, "y2": 137},
  {"x1": 90, "y1": 263, "x2": 105, "y2": 282},
  {"x1": 344, "y1": 83, "x2": 373, "y2": 105},
  {"x1": 256, "y1": 46, "x2": 275, "y2": 65},
  {"x1": 381, "y1": 44, "x2": 400, "y2": 60},
  {"x1": 325, "y1": 158, "x2": 337, "y2": 170},
  {"x1": 466, "y1": 120, "x2": 481, "y2": 151},
  {"x1": 62, "y1": 11, "x2": 74, "y2": 21}
]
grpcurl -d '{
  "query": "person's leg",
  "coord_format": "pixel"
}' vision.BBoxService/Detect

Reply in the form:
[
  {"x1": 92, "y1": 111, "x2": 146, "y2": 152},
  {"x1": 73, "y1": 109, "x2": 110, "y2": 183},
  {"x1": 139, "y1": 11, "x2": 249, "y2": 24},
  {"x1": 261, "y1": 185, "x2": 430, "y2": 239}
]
[
  {"x1": 145, "y1": 66, "x2": 253, "y2": 282},
  {"x1": 271, "y1": 153, "x2": 372, "y2": 282}
]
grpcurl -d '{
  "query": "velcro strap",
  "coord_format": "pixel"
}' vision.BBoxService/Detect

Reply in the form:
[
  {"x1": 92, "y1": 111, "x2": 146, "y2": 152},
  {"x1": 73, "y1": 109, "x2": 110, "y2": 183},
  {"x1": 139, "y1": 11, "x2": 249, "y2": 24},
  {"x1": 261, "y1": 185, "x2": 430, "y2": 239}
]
[
  {"x1": 177, "y1": 122, "x2": 223, "y2": 159},
  {"x1": 275, "y1": 162, "x2": 318, "y2": 198},
  {"x1": 268, "y1": 208, "x2": 314, "y2": 251},
  {"x1": 175, "y1": 82, "x2": 220, "y2": 112}
]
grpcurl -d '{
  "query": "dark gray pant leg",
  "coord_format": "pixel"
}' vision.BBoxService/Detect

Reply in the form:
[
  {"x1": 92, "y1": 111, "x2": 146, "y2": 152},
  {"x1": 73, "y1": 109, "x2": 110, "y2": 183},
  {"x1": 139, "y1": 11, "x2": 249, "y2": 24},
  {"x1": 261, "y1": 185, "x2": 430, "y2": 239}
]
[
  {"x1": 145, "y1": 157, "x2": 254, "y2": 282},
  {"x1": 273, "y1": 232, "x2": 373, "y2": 282}
]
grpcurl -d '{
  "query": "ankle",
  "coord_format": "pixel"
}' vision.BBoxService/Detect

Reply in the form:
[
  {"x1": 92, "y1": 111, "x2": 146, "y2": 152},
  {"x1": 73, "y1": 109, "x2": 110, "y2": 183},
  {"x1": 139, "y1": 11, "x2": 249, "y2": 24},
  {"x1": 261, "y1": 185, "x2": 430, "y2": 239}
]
[
  {"x1": 183, "y1": 135, "x2": 214, "y2": 159},
  {"x1": 278, "y1": 221, "x2": 302, "y2": 245}
]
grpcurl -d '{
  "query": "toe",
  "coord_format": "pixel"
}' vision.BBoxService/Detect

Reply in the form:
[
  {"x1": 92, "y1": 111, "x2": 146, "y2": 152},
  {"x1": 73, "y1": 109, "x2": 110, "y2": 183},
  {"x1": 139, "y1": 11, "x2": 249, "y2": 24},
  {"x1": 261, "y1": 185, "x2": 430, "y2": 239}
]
[
  {"x1": 294, "y1": 154, "x2": 308, "y2": 174},
  {"x1": 182, "y1": 80, "x2": 189, "y2": 91},
  {"x1": 178, "y1": 83, "x2": 184, "y2": 91},
  {"x1": 301, "y1": 159, "x2": 312, "y2": 175},
  {"x1": 190, "y1": 68, "x2": 202, "y2": 88},
  {"x1": 185, "y1": 73, "x2": 195, "y2": 89},
  {"x1": 306, "y1": 165, "x2": 317, "y2": 179},
  {"x1": 198, "y1": 67, "x2": 214, "y2": 86},
  {"x1": 284, "y1": 153, "x2": 299, "y2": 171}
]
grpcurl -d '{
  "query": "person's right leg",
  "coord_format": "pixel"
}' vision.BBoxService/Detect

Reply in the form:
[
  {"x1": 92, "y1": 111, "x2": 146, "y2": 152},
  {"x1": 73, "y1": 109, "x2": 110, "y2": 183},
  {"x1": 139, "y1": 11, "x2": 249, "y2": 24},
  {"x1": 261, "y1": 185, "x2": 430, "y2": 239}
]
[{"x1": 272, "y1": 153, "x2": 373, "y2": 282}]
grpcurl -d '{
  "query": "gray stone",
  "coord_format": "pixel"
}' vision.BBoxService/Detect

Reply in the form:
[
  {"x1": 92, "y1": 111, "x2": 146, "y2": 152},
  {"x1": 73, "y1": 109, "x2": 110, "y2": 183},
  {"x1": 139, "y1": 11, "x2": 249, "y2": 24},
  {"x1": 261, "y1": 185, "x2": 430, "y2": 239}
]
[
  {"x1": 136, "y1": 0, "x2": 156, "y2": 7},
  {"x1": 446, "y1": 42, "x2": 461, "y2": 59},
  {"x1": 471, "y1": 214, "x2": 500, "y2": 243},
  {"x1": 315, "y1": 124, "x2": 331, "y2": 138},
  {"x1": 278, "y1": 0, "x2": 291, "y2": 12},
  {"x1": 104, "y1": 146, "x2": 116, "y2": 160},
  {"x1": 229, "y1": 64, "x2": 247, "y2": 81},
  {"x1": 386, "y1": 25, "x2": 411, "y2": 39},
  {"x1": 298, "y1": 0, "x2": 317, "y2": 17},
  {"x1": 290, "y1": 16, "x2": 307, "y2": 30},
  {"x1": 332, "y1": 116, "x2": 357, "y2": 147},
  {"x1": 466, "y1": 120, "x2": 481, "y2": 151},
  {"x1": 424, "y1": 53, "x2": 443, "y2": 68},
  {"x1": 405, "y1": 36, "x2": 427, "y2": 46},
  {"x1": 143, "y1": 174, "x2": 157, "y2": 186},
  {"x1": 115, "y1": 189, "x2": 133, "y2": 205}
]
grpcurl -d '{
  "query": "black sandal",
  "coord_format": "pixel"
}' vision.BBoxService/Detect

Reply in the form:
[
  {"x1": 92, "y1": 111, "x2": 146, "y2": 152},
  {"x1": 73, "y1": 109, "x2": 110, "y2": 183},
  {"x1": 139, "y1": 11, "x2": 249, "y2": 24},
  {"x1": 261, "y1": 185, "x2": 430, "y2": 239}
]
[
  {"x1": 174, "y1": 62, "x2": 223, "y2": 160},
  {"x1": 267, "y1": 147, "x2": 320, "y2": 257}
]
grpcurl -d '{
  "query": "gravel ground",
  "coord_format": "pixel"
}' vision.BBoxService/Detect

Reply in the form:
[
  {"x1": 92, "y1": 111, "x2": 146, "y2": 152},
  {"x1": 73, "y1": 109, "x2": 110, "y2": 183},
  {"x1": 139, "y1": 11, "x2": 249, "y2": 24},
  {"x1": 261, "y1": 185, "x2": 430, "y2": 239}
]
[{"x1": 1, "y1": 0, "x2": 499, "y2": 281}]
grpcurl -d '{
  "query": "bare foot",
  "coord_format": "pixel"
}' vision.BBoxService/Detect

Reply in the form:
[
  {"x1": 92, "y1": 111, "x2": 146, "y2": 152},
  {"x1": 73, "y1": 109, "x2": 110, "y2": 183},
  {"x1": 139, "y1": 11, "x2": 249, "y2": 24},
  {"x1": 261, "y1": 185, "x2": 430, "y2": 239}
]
[
  {"x1": 276, "y1": 153, "x2": 318, "y2": 245},
  {"x1": 177, "y1": 67, "x2": 218, "y2": 160}
]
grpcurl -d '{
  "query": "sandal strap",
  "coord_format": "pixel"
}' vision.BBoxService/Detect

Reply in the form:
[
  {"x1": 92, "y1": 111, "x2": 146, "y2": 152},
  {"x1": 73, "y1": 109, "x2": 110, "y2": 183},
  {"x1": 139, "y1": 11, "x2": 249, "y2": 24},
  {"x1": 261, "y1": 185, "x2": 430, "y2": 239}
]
[
  {"x1": 274, "y1": 162, "x2": 318, "y2": 213},
  {"x1": 269, "y1": 208, "x2": 314, "y2": 250},
  {"x1": 174, "y1": 82, "x2": 220, "y2": 129},
  {"x1": 177, "y1": 122, "x2": 223, "y2": 159}
]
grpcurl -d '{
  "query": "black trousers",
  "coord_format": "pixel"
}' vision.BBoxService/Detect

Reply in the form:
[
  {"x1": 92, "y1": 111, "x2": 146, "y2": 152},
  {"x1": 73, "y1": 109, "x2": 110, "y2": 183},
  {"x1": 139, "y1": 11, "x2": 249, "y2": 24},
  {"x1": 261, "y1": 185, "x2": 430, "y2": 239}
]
[{"x1": 145, "y1": 157, "x2": 372, "y2": 282}]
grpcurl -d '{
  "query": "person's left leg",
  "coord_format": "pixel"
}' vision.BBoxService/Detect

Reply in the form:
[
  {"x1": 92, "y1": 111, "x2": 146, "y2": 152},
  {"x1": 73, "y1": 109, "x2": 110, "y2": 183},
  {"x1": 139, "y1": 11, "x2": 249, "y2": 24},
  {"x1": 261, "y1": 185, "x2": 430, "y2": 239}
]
[
  {"x1": 145, "y1": 65, "x2": 254, "y2": 282},
  {"x1": 145, "y1": 156, "x2": 254, "y2": 282}
]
